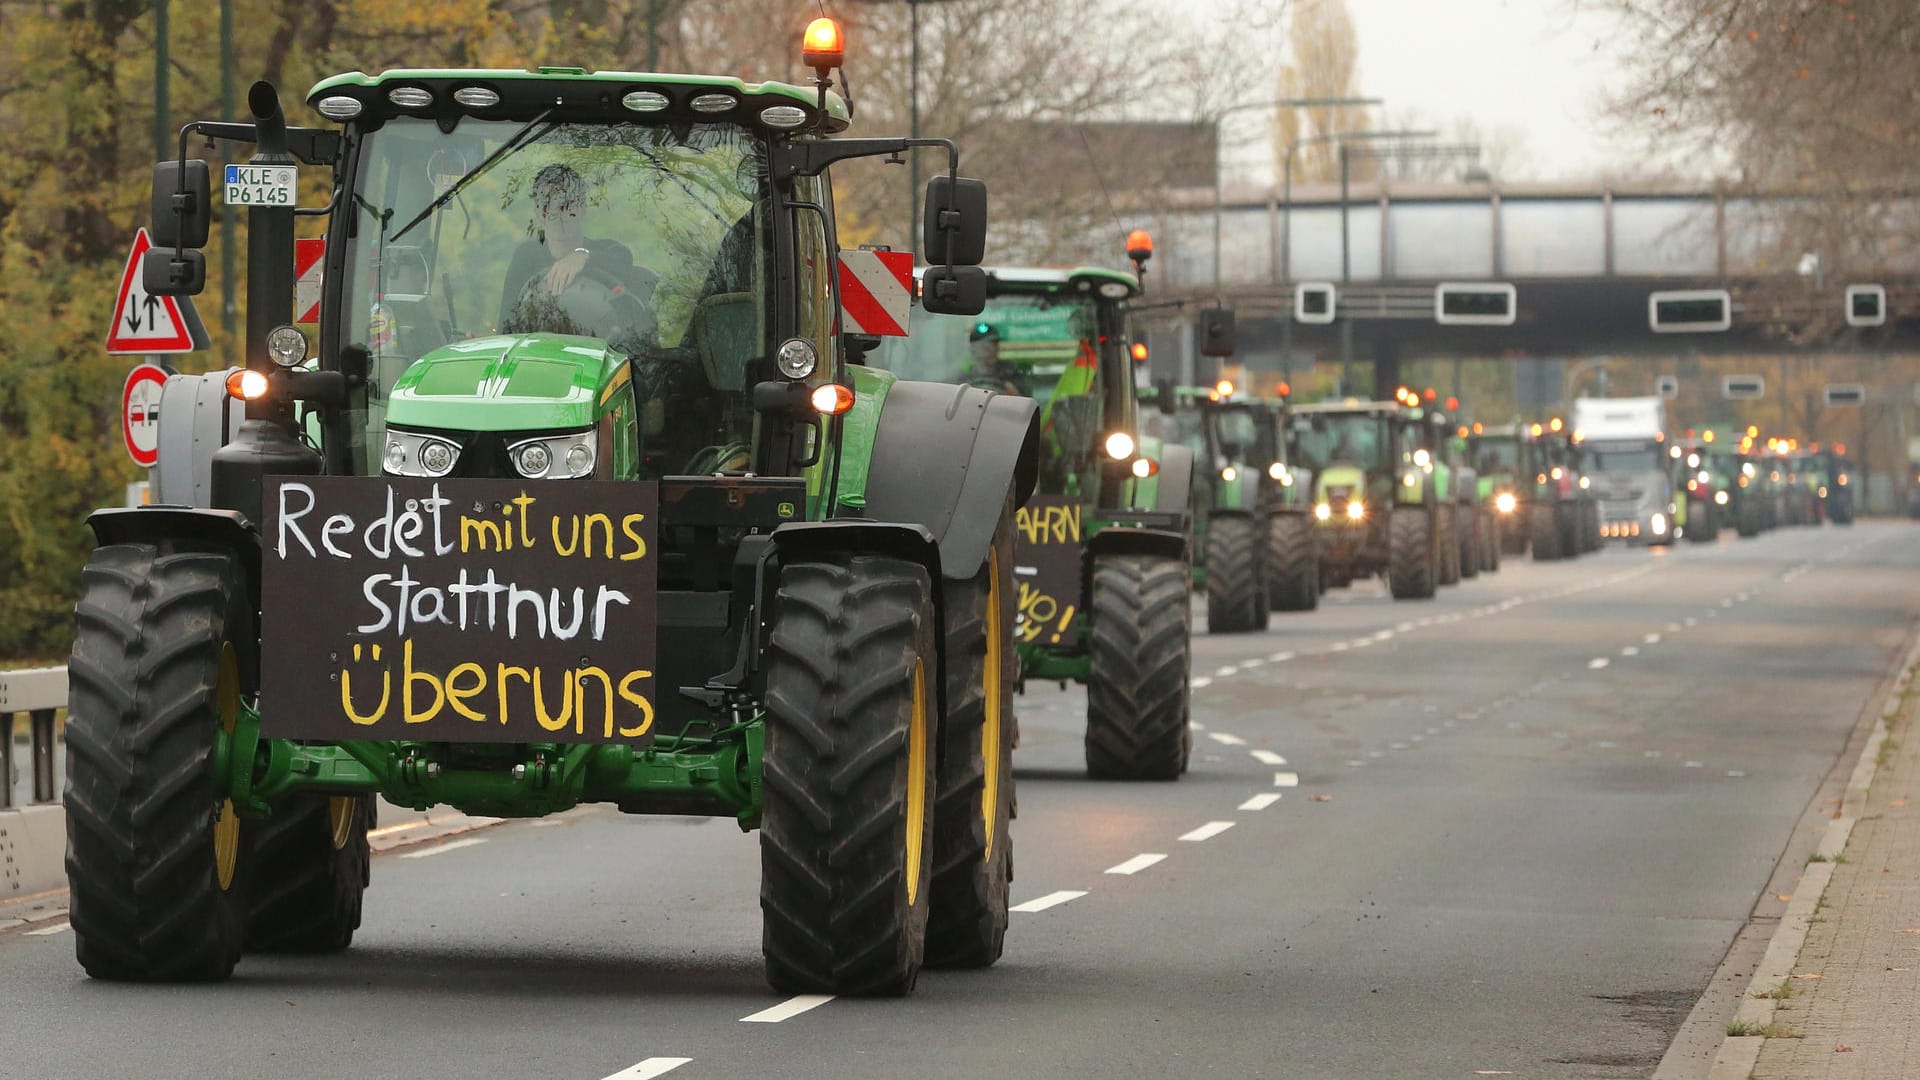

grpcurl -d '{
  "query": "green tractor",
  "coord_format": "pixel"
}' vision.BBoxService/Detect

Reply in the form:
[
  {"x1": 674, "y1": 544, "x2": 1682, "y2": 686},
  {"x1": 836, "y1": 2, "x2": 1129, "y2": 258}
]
[
  {"x1": 70, "y1": 39, "x2": 1039, "y2": 996},
  {"x1": 1467, "y1": 423, "x2": 1539, "y2": 556},
  {"x1": 1142, "y1": 381, "x2": 1317, "y2": 631},
  {"x1": 1665, "y1": 435, "x2": 1727, "y2": 542},
  {"x1": 1818, "y1": 446, "x2": 1857, "y2": 525},
  {"x1": 1430, "y1": 416, "x2": 1488, "y2": 582},
  {"x1": 1289, "y1": 398, "x2": 1448, "y2": 600},
  {"x1": 873, "y1": 259, "x2": 1197, "y2": 780},
  {"x1": 1528, "y1": 421, "x2": 1599, "y2": 560}
]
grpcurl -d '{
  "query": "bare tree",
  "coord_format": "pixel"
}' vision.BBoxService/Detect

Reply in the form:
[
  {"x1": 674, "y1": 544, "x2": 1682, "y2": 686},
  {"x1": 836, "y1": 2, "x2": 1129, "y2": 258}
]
[{"x1": 1271, "y1": 0, "x2": 1375, "y2": 183}]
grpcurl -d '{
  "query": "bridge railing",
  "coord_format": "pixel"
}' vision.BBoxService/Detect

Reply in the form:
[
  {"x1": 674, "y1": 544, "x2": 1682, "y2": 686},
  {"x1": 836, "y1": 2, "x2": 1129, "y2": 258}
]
[{"x1": 0, "y1": 667, "x2": 64, "y2": 809}]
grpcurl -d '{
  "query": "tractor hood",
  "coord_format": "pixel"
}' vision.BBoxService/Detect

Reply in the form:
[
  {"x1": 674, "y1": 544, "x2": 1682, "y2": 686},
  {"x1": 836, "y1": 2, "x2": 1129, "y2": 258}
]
[
  {"x1": 1316, "y1": 462, "x2": 1366, "y2": 500},
  {"x1": 386, "y1": 333, "x2": 621, "y2": 433}
]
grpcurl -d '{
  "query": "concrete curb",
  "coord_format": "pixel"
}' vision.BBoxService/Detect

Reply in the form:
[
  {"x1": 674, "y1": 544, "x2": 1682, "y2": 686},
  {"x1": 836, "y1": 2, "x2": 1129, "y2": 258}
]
[{"x1": 1698, "y1": 632, "x2": 1920, "y2": 1078}]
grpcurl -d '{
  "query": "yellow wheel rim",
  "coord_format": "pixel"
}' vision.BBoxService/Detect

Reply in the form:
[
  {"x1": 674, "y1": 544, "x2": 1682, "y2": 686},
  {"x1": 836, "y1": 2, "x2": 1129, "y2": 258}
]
[
  {"x1": 905, "y1": 659, "x2": 928, "y2": 907},
  {"x1": 327, "y1": 797, "x2": 358, "y2": 850},
  {"x1": 213, "y1": 644, "x2": 241, "y2": 892},
  {"x1": 982, "y1": 548, "x2": 1004, "y2": 861}
]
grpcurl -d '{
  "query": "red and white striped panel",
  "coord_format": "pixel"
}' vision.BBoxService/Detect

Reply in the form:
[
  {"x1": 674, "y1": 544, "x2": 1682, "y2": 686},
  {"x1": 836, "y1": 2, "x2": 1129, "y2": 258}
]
[{"x1": 837, "y1": 249, "x2": 914, "y2": 337}]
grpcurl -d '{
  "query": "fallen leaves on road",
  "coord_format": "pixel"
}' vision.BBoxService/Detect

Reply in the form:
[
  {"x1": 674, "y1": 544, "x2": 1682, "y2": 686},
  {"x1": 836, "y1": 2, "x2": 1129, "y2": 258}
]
[
  {"x1": 1794, "y1": 972, "x2": 1825, "y2": 979},
  {"x1": 1836, "y1": 1043, "x2": 1854, "y2": 1053},
  {"x1": 1310, "y1": 794, "x2": 1333, "y2": 802},
  {"x1": 1778, "y1": 894, "x2": 1794, "y2": 902}
]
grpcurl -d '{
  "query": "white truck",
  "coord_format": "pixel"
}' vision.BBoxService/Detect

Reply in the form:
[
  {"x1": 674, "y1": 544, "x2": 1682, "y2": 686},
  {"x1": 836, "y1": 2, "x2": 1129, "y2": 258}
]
[{"x1": 1571, "y1": 396, "x2": 1676, "y2": 545}]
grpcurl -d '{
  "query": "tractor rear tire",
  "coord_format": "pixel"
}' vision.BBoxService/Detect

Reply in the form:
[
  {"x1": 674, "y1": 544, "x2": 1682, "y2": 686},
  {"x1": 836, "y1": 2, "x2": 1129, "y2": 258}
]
[
  {"x1": 1736, "y1": 501, "x2": 1761, "y2": 538},
  {"x1": 244, "y1": 793, "x2": 374, "y2": 953},
  {"x1": 1086, "y1": 554, "x2": 1192, "y2": 781},
  {"x1": 1457, "y1": 506, "x2": 1479, "y2": 580},
  {"x1": 924, "y1": 503, "x2": 1017, "y2": 970},
  {"x1": 65, "y1": 544, "x2": 250, "y2": 982},
  {"x1": 1265, "y1": 514, "x2": 1319, "y2": 612},
  {"x1": 1686, "y1": 500, "x2": 1718, "y2": 543},
  {"x1": 1481, "y1": 512, "x2": 1501, "y2": 573},
  {"x1": 1530, "y1": 504, "x2": 1563, "y2": 560},
  {"x1": 1388, "y1": 507, "x2": 1437, "y2": 600},
  {"x1": 1435, "y1": 506, "x2": 1461, "y2": 586},
  {"x1": 1205, "y1": 515, "x2": 1266, "y2": 633},
  {"x1": 761, "y1": 555, "x2": 939, "y2": 996}
]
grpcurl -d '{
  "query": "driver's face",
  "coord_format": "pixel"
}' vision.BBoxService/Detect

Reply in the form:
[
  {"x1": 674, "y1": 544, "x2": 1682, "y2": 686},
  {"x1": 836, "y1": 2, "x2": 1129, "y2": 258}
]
[{"x1": 542, "y1": 197, "x2": 583, "y2": 246}]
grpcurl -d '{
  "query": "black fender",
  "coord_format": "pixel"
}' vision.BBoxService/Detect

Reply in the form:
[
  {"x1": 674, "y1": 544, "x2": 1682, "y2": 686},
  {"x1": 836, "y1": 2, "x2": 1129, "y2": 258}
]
[
  {"x1": 1151, "y1": 443, "x2": 1195, "y2": 514},
  {"x1": 1087, "y1": 521, "x2": 1188, "y2": 564},
  {"x1": 863, "y1": 380, "x2": 1039, "y2": 581},
  {"x1": 86, "y1": 505, "x2": 262, "y2": 687}
]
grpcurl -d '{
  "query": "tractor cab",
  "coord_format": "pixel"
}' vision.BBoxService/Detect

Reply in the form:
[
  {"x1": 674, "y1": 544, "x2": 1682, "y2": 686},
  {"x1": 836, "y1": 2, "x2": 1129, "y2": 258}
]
[{"x1": 1289, "y1": 399, "x2": 1447, "y2": 599}]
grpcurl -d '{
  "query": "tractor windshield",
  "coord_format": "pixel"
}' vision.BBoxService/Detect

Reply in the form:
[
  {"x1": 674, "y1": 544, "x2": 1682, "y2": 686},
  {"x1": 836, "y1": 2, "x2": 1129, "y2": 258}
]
[
  {"x1": 1208, "y1": 406, "x2": 1273, "y2": 467},
  {"x1": 1473, "y1": 437, "x2": 1519, "y2": 475},
  {"x1": 339, "y1": 117, "x2": 769, "y2": 473},
  {"x1": 1294, "y1": 414, "x2": 1383, "y2": 471},
  {"x1": 1143, "y1": 405, "x2": 1206, "y2": 458}
]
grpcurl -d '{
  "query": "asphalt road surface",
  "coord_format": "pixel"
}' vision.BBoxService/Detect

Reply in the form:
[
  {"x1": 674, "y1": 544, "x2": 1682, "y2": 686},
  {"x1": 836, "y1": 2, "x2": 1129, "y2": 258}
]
[{"x1": 2, "y1": 521, "x2": 1914, "y2": 1079}]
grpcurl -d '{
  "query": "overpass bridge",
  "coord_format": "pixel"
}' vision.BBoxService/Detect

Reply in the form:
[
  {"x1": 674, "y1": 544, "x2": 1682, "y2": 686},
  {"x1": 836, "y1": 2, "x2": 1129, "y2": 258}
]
[{"x1": 1128, "y1": 179, "x2": 1920, "y2": 390}]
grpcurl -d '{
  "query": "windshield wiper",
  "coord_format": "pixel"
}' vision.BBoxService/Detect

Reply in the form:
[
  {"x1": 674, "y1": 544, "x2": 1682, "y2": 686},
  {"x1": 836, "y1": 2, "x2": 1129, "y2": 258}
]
[{"x1": 390, "y1": 108, "x2": 556, "y2": 244}]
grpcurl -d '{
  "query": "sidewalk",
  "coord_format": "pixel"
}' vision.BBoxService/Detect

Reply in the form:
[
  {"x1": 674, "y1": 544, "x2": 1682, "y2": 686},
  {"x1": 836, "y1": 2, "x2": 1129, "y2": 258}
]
[{"x1": 1748, "y1": 673, "x2": 1920, "y2": 1076}]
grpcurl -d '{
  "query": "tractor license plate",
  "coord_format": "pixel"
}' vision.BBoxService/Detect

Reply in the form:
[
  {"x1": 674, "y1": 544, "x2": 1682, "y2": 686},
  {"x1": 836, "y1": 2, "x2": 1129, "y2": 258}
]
[
  {"x1": 260, "y1": 476, "x2": 659, "y2": 744},
  {"x1": 224, "y1": 163, "x2": 297, "y2": 206},
  {"x1": 1013, "y1": 495, "x2": 1082, "y2": 647}
]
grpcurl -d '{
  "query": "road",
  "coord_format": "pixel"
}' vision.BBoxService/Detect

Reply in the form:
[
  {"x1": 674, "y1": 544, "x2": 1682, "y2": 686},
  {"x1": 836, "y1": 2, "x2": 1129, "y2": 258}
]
[{"x1": 1, "y1": 522, "x2": 1914, "y2": 1079}]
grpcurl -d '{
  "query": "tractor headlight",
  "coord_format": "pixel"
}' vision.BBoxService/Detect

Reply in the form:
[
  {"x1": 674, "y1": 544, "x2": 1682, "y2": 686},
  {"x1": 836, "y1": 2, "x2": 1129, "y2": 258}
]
[
  {"x1": 1314, "y1": 502, "x2": 1332, "y2": 521},
  {"x1": 1818, "y1": 485, "x2": 1828, "y2": 498},
  {"x1": 775, "y1": 337, "x2": 818, "y2": 380},
  {"x1": 1742, "y1": 462, "x2": 1757, "y2": 478},
  {"x1": 1550, "y1": 466, "x2": 1564, "y2": 480},
  {"x1": 1104, "y1": 432, "x2": 1136, "y2": 460},
  {"x1": 1495, "y1": 492, "x2": 1517, "y2": 514},
  {"x1": 1132, "y1": 457, "x2": 1158, "y2": 479},
  {"x1": 1715, "y1": 490, "x2": 1729, "y2": 505},
  {"x1": 1579, "y1": 476, "x2": 1591, "y2": 489},
  {"x1": 1347, "y1": 499, "x2": 1366, "y2": 521},
  {"x1": 1697, "y1": 469, "x2": 1711, "y2": 484},
  {"x1": 1838, "y1": 472, "x2": 1849, "y2": 486},
  {"x1": 1402, "y1": 471, "x2": 1419, "y2": 488},
  {"x1": 1221, "y1": 466, "x2": 1238, "y2": 483},
  {"x1": 508, "y1": 430, "x2": 597, "y2": 480},
  {"x1": 1412, "y1": 448, "x2": 1431, "y2": 468},
  {"x1": 266, "y1": 324, "x2": 308, "y2": 368},
  {"x1": 1651, "y1": 512, "x2": 1667, "y2": 535},
  {"x1": 1268, "y1": 462, "x2": 1290, "y2": 483},
  {"x1": 383, "y1": 428, "x2": 462, "y2": 478}
]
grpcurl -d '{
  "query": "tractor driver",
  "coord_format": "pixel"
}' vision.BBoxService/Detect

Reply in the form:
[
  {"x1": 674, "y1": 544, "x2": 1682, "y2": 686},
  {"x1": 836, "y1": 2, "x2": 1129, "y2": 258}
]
[{"x1": 499, "y1": 163, "x2": 657, "y2": 346}]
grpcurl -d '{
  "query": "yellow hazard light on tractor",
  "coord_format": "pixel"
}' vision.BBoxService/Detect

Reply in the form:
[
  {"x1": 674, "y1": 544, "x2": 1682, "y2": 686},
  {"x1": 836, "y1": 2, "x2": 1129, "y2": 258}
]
[
  {"x1": 803, "y1": 17, "x2": 845, "y2": 70},
  {"x1": 1126, "y1": 229, "x2": 1154, "y2": 263},
  {"x1": 226, "y1": 368, "x2": 270, "y2": 401},
  {"x1": 1549, "y1": 417, "x2": 1563, "y2": 432},
  {"x1": 811, "y1": 382, "x2": 855, "y2": 415},
  {"x1": 1703, "y1": 430, "x2": 1715, "y2": 443},
  {"x1": 1216, "y1": 379, "x2": 1234, "y2": 398},
  {"x1": 1130, "y1": 342, "x2": 1149, "y2": 363},
  {"x1": 1529, "y1": 422, "x2": 1544, "y2": 437}
]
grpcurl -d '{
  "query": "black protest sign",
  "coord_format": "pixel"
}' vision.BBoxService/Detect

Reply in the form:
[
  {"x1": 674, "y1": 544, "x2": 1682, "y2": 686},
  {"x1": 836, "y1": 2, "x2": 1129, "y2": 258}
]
[
  {"x1": 261, "y1": 477, "x2": 658, "y2": 744},
  {"x1": 1013, "y1": 495, "x2": 1083, "y2": 647}
]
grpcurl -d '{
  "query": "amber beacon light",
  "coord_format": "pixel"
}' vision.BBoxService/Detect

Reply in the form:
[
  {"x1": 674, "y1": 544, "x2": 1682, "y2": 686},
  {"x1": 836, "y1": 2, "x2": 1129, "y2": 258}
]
[{"x1": 803, "y1": 18, "x2": 844, "y2": 70}]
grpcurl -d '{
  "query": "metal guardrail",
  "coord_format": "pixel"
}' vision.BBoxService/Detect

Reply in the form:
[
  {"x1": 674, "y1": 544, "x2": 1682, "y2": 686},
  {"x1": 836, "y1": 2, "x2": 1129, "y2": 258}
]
[{"x1": 0, "y1": 666, "x2": 64, "y2": 809}]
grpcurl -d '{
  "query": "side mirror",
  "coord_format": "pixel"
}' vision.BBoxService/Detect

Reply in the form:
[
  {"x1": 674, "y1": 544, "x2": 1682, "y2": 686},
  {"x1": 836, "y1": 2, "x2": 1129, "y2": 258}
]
[
  {"x1": 923, "y1": 175, "x2": 987, "y2": 266},
  {"x1": 842, "y1": 332, "x2": 881, "y2": 362},
  {"x1": 921, "y1": 265, "x2": 987, "y2": 316},
  {"x1": 143, "y1": 247, "x2": 206, "y2": 296},
  {"x1": 1197, "y1": 307, "x2": 1235, "y2": 357},
  {"x1": 1154, "y1": 377, "x2": 1177, "y2": 415},
  {"x1": 151, "y1": 160, "x2": 212, "y2": 250}
]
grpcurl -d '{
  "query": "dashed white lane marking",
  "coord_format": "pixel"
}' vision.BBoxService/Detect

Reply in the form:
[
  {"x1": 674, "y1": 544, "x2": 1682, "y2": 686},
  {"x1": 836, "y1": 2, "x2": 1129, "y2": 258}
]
[
  {"x1": 1105, "y1": 853, "x2": 1168, "y2": 875},
  {"x1": 1620, "y1": 646, "x2": 1640, "y2": 657},
  {"x1": 600, "y1": 1058, "x2": 693, "y2": 1079},
  {"x1": 1374, "y1": 629, "x2": 1395, "y2": 640},
  {"x1": 1010, "y1": 890, "x2": 1088, "y2": 913},
  {"x1": 1726, "y1": 770, "x2": 1747, "y2": 778},
  {"x1": 1720, "y1": 599, "x2": 1734, "y2": 608},
  {"x1": 1396, "y1": 622, "x2": 1415, "y2": 632},
  {"x1": 1684, "y1": 760, "x2": 1704, "y2": 768},
  {"x1": 1273, "y1": 772, "x2": 1300, "y2": 787},
  {"x1": 1179, "y1": 821, "x2": 1236, "y2": 842},
  {"x1": 1588, "y1": 658, "x2": 1611, "y2": 669},
  {"x1": 1685, "y1": 617, "x2": 1699, "y2": 626},
  {"x1": 1239, "y1": 793, "x2": 1282, "y2": 811},
  {"x1": 1269, "y1": 651, "x2": 1296, "y2": 662},
  {"x1": 1250, "y1": 749, "x2": 1287, "y2": 766},
  {"x1": 398, "y1": 836, "x2": 489, "y2": 859},
  {"x1": 1191, "y1": 721, "x2": 1207, "y2": 732},
  {"x1": 1644, "y1": 633, "x2": 1662, "y2": 644},
  {"x1": 1351, "y1": 638, "x2": 1375, "y2": 648},
  {"x1": 741, "y1": 995, "x2": 835, "y2": 1023},
  {"x1": 23, "y1": 921, "x2": 70, "y2": 936},
  {"x1": 1667, "y1": 622, "x2": 1682, "y2": 632},
  {"x1": 1241, "y1": 658, "x2": 1267, "y2": 669},
  {"x1": 1214, "y1": 665, "x2": 1238, "y2": 678},
  {"x1": 1208, "y1": 732, "x2": 1247, "y2": 746},
  {"x1": 1389, "y1": 741, "x2": 1409, "y2": 750},
  {"x1": 1190, "y1": 676, "x2": 1214, "y2": 690},
  {"x1": 1330, "y1": 642, "x2": 1350, "y2": 652}
]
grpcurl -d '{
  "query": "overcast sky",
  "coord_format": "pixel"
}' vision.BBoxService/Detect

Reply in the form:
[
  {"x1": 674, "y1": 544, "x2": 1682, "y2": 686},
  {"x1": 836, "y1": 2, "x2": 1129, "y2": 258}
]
[{"x1": 1202, "y1": 0, "x2": 1651, "y2": 184}]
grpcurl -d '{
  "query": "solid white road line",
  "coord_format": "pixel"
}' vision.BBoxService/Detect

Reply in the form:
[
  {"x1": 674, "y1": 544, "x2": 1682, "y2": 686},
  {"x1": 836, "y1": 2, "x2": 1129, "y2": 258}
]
[
  {"x1": 1330, "y1": 642, "x2": 1349, "y2": 652},
  {"x1": 600, "y1": 1058, "x2": 693, "y2": 1080},
  {"x1": 740, "y1": 995, "x2": 835, "y2": 1023},
  {"x1": 1272, "y1": 772, "x2": 1300, "y2": 787},
  {"x1": 23, "y1": 921, "x2": 70, "y2": 936},
  {"x1": 397, "y1": 837, "x2": 489, "y2": 859},
  {"x1": 1208, "y1": 732, "x2": 1248, "y2": 746},
  {"x1": 1010, "y1": 890, "x2": 1088, "y2": 913},
  {"x1": 1250, "y1": 749, "x2": 1287, "y2": 765},
  {"x1": 1588, "y1": 658, "x2": 1610, "y2": 669},
  {"x1": 1215, "y1": 665, "x2": 1238, "y2": 677},
  {"x1": 1269, "y1": 651, "x2": 1296, "y2": 662},
  {"x1": 1105, "y1": 853, "x2": 1168, "y2": 875},
  {"x1": 1238, "y1": 793, "x2": 1282, "y2": 811},
  {"x1": 1179, "y1": 821, "x2": 1236, "y2": 842}
]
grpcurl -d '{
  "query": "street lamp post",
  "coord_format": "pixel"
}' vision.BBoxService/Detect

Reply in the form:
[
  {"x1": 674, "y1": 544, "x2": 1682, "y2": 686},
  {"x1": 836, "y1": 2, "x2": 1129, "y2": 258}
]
[
  {"x1": 851, "y1": 0, "x2": 959, "y2": 258},
  {"x1": 1208, "y1": 96, "x2": 1379, "y2": 290}
]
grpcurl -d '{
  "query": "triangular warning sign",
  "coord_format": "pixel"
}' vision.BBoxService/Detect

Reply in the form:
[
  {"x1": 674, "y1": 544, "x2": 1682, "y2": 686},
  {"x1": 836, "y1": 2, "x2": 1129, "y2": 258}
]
[{"x1": 106, "y1": 228, "x2": 202, "y2": 354}]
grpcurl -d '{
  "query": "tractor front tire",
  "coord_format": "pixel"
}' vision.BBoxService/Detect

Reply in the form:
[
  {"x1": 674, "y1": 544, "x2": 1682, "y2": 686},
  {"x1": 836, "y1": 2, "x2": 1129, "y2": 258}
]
[
  {"x1": 1435, "y1": 505, "x2": 1462, "y2": 586},
  {"x1": 1388, "y1": 507, "x2": 1437, "y2": 600},
  {"x1": 1086, "y1": 554, "x2": 1192, "y2": 780},
  {"x1": 1457, "y1": 507, "x2": 1479, "y2": 580},
  {"x1": 1530, "y1": 504, "x2": 1563, "y2": 560},
  {"x1": 65, "y1": 544, "x2": 251, "y2": 982},
  {"x1": 1265, "y1": 514, "x2": 1319, "y2": 612},
  {"x1": 1481, "y1": 512, "x2": 1501, "y2": 572},
  {"x1": 925, "y1": 505, "x2": 1017, "y2": 970},
  {"x1": 244, "y1": 793, "x2": 374, "y2": 953},
  {"x1": 761, "y1": 555, "x2": 939, "y2": 996},
  {"x1": 1205, "y1": 515, "x2": 1266, "y2": 634}
]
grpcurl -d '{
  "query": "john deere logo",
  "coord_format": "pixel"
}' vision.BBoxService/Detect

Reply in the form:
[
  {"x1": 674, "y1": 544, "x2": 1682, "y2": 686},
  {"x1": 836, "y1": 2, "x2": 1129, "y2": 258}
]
[{"x1": 777, "y1": 501, "x2": 796, "y2": 519}]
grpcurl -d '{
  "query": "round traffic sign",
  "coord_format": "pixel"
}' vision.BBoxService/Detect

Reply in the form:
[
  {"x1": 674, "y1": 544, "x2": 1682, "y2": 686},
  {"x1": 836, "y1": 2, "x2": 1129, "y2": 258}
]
[{"x1": 122, "y1": 364, "x2": 169, "y2": 468}]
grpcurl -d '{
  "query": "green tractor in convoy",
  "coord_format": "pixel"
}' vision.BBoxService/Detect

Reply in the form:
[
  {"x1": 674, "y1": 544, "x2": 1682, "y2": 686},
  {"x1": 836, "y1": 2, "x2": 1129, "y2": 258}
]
[
  {"x1": 1289, "y1": 397, "x2": 1454, "y2": 600},
  {"x1": 1526, "y1": 420, "x2": 1600, "y2": 560},
  {"x1": 1467, "y1": 423, "x2": 1538, "y2": 556},
  {"x1": 1666, "y1": 434, "x2": 1728, "y2": 542},
  {"x1": 872, "y1": 250, "x2": 1197, "y2": 780},
  {"x1": 1817, "y1": 445, "x2": 1857, "y2": 524},
  {"x1": 69, "y1": 30, "x2": 1040, "y2": 997},
  {"x1": 1141, "y1": 380, "x2": 1317, "y2": 632}
]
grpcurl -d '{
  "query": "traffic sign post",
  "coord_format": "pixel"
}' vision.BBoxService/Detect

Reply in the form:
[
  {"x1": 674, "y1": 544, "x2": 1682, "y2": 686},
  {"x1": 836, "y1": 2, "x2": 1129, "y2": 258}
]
[
  {"x1": 121, "y1": 364, "x2": 169, "y2": 468},
  {"x1": 106, "y1": 228, "x2": 209, "y2": 355}
]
